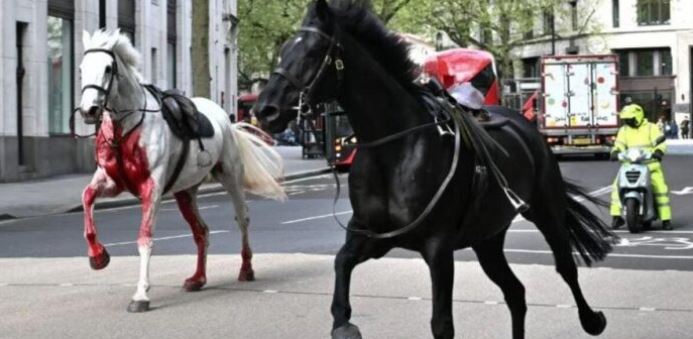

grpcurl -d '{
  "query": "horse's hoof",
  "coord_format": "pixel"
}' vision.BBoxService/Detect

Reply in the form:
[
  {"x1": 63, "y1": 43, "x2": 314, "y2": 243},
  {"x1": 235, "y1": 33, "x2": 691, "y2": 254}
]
[
  {"x1": 183, "y1": 278, "x2": 206, "y2": 292},
  {"x1": 332, "y1": 323, "x2": 362, "y2": 339},
  {"x1": 238, "y1": 268, "x2": 255, "y2": 282},
  {"x1": 127, "y1": 300, "x2": 150, "y2": 313},
  {"x1": 581, "y1": 310, "x2": 607, "y2": 336},
  {"x1": 89, "y1": 249, "x2": 110, "y2": 270}
]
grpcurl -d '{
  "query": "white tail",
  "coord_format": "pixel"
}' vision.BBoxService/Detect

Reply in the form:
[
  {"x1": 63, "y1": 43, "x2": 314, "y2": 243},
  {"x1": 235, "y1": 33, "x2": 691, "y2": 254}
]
[{"x1": 230, "y1": 123, "x2": 287, "y2": 201}]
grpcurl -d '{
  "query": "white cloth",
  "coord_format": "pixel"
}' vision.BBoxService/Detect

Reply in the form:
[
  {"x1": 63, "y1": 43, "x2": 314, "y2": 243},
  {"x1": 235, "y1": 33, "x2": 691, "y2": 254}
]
[{"x1": 449, "y1": 82, "x2": 484, "y2": 110}]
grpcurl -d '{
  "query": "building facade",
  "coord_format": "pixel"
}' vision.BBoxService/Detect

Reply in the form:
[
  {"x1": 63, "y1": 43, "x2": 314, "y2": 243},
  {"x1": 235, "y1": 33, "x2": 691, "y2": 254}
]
[
  {"x1": 513, "y1": 0, "x2": 693, "y2": 122},
  {"x1": 0, "y1": 0, "x2": 238, "y2": 182}
]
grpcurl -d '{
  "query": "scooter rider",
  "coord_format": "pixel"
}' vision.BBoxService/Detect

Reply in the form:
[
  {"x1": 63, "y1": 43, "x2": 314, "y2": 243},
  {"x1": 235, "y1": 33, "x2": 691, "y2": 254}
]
[{"x1": 610, "y1": 104, "x2": 673, "y2": 230}]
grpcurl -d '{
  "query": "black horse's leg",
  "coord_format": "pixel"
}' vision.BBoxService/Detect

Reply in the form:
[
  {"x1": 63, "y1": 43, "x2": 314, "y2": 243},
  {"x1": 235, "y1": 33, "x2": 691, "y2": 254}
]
[
  {"x1": 549, "y1": 234, "x2": 606, "y2": 335},
  {"x1": 331, "y1": 233, "x2": 369, "y2": 339},
  {"x1": 422, "y1": 238, "x2": 455, "y2": 339},
  {"x1": 529, "y1": 207, "x2": 606, "y2": 336},
  {"x1": 473, "y1": 229, "x2": 527, "y2": 339}
]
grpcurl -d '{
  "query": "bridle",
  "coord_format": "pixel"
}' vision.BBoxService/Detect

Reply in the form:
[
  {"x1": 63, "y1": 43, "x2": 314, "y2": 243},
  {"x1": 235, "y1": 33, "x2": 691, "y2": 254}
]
[
  {"x1": 71, "y1": 47, "x2": 160, "y2": 141},
  {"x1": 80, "y1": 48, "x2": 119, "y2": 110},
  {"x1": 272, "y1": 26, "x2": 345, "y2": 118}
]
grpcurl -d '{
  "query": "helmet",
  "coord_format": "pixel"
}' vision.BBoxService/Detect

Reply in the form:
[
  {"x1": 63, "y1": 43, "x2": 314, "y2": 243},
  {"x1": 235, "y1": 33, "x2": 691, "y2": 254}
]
[{"x1": 620, "y1": 104, "x2": 645, "y2": 127}]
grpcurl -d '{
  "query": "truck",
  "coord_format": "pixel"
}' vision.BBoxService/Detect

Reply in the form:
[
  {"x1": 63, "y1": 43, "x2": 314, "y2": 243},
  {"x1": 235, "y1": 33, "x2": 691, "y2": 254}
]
[{"x1": 539, "y1": 55, "x2": 620, "y2": 157}]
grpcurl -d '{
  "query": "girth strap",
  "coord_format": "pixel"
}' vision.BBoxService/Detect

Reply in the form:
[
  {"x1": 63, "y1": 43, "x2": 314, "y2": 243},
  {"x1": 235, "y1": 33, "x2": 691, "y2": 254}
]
[{"x1": 163, "y1": 139, "x2": 190, "y2": 194}]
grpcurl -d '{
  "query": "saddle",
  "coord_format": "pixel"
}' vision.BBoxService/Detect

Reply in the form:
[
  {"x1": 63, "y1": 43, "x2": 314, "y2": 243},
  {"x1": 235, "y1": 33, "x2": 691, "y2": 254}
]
[
  {"x1": 144, "y1": 85, "x2": 215, "y2": 141},
  {"x1": 143, "y1": 84, "x2": 217, "y2": 194}
]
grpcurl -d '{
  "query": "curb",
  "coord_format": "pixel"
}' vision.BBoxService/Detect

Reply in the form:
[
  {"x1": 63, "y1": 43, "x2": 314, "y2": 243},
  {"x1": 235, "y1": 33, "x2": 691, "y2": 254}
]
[{"x1": 65, "y1": 167, "x2": 332, "y2": 214}]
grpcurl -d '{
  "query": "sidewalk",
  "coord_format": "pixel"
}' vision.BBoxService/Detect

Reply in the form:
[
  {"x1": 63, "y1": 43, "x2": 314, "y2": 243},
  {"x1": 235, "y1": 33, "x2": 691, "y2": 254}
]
[
  {"x1": 664, "y1": 138, "x2": 693, "y2": 155},
  {"x1": 0, "y1": 146, "x2": 329, "y2": 219}
]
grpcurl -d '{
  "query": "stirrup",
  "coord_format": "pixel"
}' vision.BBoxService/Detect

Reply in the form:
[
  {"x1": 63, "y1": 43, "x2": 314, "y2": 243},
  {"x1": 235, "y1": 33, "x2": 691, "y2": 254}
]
[
  {"x1": 436, "y1": 117, "x2": 454, "y2": 137},
  {"x1": 503, "y1": 187, "x2": 529, "y2": 213}
]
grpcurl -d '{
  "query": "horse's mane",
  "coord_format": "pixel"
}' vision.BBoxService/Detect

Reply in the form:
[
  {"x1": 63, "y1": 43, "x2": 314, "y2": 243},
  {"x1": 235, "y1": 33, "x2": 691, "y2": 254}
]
[
  {"x1": 85, "y1": 29, "x2": 144, "y2": 82},
  {"x1": 325, "y1": 1, "x2": 420, "y2": 89}
]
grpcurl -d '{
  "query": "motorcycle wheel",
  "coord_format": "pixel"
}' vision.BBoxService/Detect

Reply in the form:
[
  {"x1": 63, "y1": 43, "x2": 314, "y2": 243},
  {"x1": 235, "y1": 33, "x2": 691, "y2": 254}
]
[{"x1": 625, "y1": 198, "x2": 642, "y2": 234}]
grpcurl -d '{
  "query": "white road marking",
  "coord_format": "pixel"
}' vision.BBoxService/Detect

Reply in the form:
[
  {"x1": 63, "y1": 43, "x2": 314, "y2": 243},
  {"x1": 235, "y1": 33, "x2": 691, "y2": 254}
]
[
  {"x1": 282, "y1": 211, "x2": 353, "y2": 224},
  {"x1": 556, "y1": 304, "x2": 572, "y2": 308},
  {"x1": 59, "y1": 283, "x2": 73, "y2": 287},
  {"x1": 639, "y1": 307, "x2": 656, "y2": 312},
  {"x1": 484, "y1": 300, "x2": 499, "y2": 305},
  {"x1": 263, "y1": 289, "x2": 279, "y2": 294},
  {"x1": 407, "y1": 296, "x2": 423, "y2": 301},
  {"x1": 161, "y1": 204, "x2": 218, "y2": 212},
  {"x1": 503, "y1": 248, "x2": 693, "y2": 260},
  {"x1": 671, "y1": 186, "x2": 693, "y2": 195},
  {"x1": 104, "y1": 230, "x2": 229, "y2": 247}
]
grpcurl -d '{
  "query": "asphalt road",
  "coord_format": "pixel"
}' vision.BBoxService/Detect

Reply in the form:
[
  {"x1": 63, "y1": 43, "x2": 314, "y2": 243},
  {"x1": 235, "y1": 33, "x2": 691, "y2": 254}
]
[
  {"x1": 2, "y1": 155, "x2": 693, "y2": 338},
  {"x1": 1, "y1": 155, "x2": 692, "y2": 270}
]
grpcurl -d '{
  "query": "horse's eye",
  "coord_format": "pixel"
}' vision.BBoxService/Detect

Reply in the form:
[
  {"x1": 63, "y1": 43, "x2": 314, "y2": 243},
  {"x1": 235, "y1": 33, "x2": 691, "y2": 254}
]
[{"x1": 105, "y1": 65, "x2": 112, "y2": 74}]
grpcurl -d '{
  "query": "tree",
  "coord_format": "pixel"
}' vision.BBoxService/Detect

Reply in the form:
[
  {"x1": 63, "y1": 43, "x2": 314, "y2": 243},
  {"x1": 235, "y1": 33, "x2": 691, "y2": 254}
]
[
  {"x1": 237, "y1": 0, "x2": 311, "y2": 90},
  {"x1": 192, "y1": 0, "x2": 210, "y2": 97}
]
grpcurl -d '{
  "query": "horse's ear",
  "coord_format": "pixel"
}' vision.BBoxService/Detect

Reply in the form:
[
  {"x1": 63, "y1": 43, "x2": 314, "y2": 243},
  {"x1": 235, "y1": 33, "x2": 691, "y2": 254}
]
[
  {"x1": 315, "y1": 0, "x2": 332, "y2": 22},
  {"x1": 82, "y1": 30, "x2": 91, "y2": 48}
]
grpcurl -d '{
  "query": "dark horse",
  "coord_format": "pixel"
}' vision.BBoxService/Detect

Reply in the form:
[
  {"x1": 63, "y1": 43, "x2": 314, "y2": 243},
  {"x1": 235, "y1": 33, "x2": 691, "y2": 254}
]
[{"x1": 256, "y1": 1, "x2": 614, "y2": 338}]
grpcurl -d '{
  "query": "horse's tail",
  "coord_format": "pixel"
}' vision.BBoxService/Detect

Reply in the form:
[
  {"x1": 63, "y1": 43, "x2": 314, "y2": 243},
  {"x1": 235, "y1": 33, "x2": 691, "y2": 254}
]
[
  {"x1": 230, "y1": 123, "x2": 286, "y2": 201},
  {"x1": 563, "y1": 181, "x2": 616, "y2": 266}
]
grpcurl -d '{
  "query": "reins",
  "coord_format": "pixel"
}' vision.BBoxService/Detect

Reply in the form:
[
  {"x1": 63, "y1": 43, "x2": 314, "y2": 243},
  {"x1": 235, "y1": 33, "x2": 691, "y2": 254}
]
[{"x1": 330, "y1": 115, "x2": 462, "y2": 239}]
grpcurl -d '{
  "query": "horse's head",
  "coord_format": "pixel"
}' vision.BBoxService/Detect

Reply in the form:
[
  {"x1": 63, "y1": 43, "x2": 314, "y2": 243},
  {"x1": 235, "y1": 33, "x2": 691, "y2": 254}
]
[
  {"x1": 256, "y1": 0, "x2": 343, "y2": 133},
  {"x1": 78, "y1": 29, "x2": 140, "y2": 124}
]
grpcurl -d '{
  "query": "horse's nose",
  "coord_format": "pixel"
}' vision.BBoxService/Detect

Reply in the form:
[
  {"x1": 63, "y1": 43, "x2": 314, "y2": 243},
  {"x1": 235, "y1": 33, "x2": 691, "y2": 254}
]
[
  {"x1": 82, "y1": 105, "x2": 101, "y2": 118},
  {"x1": 259, "y1": 105, "x2": 280, "y2": 122}
]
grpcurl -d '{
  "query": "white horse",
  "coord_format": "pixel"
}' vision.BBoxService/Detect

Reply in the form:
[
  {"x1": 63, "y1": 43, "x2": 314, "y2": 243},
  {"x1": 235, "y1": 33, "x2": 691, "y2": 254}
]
[{"x1": 77, "y1": 29, "x2": 286, "y2": 312}]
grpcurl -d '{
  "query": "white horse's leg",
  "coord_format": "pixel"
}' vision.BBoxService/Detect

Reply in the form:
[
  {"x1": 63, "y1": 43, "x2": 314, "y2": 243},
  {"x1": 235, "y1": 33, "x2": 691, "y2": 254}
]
[
  {"x1": 214, "y1": 166, "x2": 255, "y2": 281},
  {"x1": 174, "y1": 187, "x2": 210, "y2": 291},
  {"x1": 82, "y1": 167, "x2": 122, "y2": 270},
  {"x1": 128, "y1": 179, "x2": 162, "y2": 313}
]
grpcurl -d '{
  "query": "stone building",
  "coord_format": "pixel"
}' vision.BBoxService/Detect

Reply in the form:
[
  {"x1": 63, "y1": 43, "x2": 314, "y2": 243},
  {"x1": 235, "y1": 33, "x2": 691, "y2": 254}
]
[
  {"x1": 513, "y1": 0, "x2": 693, "y2": 122},
  {"x1": 0, "y1": 0, "x2": 238, "y2": 182}
]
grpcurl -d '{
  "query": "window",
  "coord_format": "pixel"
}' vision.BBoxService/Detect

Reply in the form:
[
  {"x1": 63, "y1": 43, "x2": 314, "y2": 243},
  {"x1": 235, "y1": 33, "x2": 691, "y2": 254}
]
[
  {"x1": 543, "y1": 10, "x2": 553, "y2": 35},
  {"x1": 617, "y1": 51, "x2": 629, "y2": 76},
  {"x1": 522, "y1": 58, "x2": 540, "y2": 78},
  {"x1": 636, "y1": 50, "x2": 654, "y2": 76},
  {"x1": 47, "y1": 16, "x2": 73, "y2": 134},
  {"x1": 615, "y1": 48, "x2": 672, "y2": 77},
  {"x1": 637, "y1": 0, "x2": 670, "y2": 26},
  {"x1": 151, "y1": 48, "x2": 158, "y2": 82},
  {"x1": 118, "y1": 0, "x2": 136, "y2": 45},
  {"x1": 167, "y1": 0, "x2": 177, "y2": 88},
  {"x1": 99, "y1": 0, "x2": 106, "y2": 29},
  {"x1": 612, "y1": 0, "x2": 620, "y2": 27},
  {"x1": 659, "y1": 48, "x2": 672, "y2": 75}
]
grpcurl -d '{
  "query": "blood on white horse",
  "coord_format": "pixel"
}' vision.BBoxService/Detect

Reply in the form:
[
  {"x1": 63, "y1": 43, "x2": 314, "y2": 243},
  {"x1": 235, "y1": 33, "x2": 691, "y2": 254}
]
[{"x1": 78, "y1": 29, "x2": 285, "y2": 312}]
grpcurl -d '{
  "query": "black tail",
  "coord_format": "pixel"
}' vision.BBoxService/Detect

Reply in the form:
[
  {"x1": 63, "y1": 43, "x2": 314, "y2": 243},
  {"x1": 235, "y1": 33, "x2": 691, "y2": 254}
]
[{"x1": 563, "y1": 181, "x2": 617, "y2": 266}]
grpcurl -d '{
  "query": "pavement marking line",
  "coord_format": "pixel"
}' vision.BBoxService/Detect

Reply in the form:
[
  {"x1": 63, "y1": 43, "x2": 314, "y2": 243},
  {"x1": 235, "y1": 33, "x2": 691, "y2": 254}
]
[
  {"x1": 281, "y1": 211, "x2": 353, "y2": 224},
  {"x1": 161, "y1": 204, "x2": 218, "y2": 212},
  {"x1": 104, "y1": 230, "x2": 230, "y2": 247},
  {"x1": 4, "y1": 281, "x2": 692, "y2": 314},
  {"x1": 503, "y1": 248, "x2": 693, "y2": 260},
  {"x1": 407, "y1": 296, "x2": 423, "y2": 301},
  {"x1": 638, "y1": 307, "x2": 656, "y2": 312}
]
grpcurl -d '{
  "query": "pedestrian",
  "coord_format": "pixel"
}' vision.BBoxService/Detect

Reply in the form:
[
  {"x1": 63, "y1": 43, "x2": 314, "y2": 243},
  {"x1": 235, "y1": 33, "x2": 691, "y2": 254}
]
[
  {"x1": 656, "y1": 115, "x2": 665, "y2": 134},
  {"x1": 680, "y1": 117, "x2": 690, "y2": 139}
]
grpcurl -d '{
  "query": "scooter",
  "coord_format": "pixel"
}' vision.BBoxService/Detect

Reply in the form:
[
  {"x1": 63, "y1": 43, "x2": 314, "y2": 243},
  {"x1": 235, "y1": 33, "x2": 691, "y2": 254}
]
[{"x1": 616, "y1": 147, "x2": 660, "y2": 233}]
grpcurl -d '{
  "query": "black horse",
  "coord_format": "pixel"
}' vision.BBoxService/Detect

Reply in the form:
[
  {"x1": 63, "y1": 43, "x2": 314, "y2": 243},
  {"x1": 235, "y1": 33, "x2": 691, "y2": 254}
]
[{"x1": 256, "y1": 1, "x2": 614, "y2": 338}]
